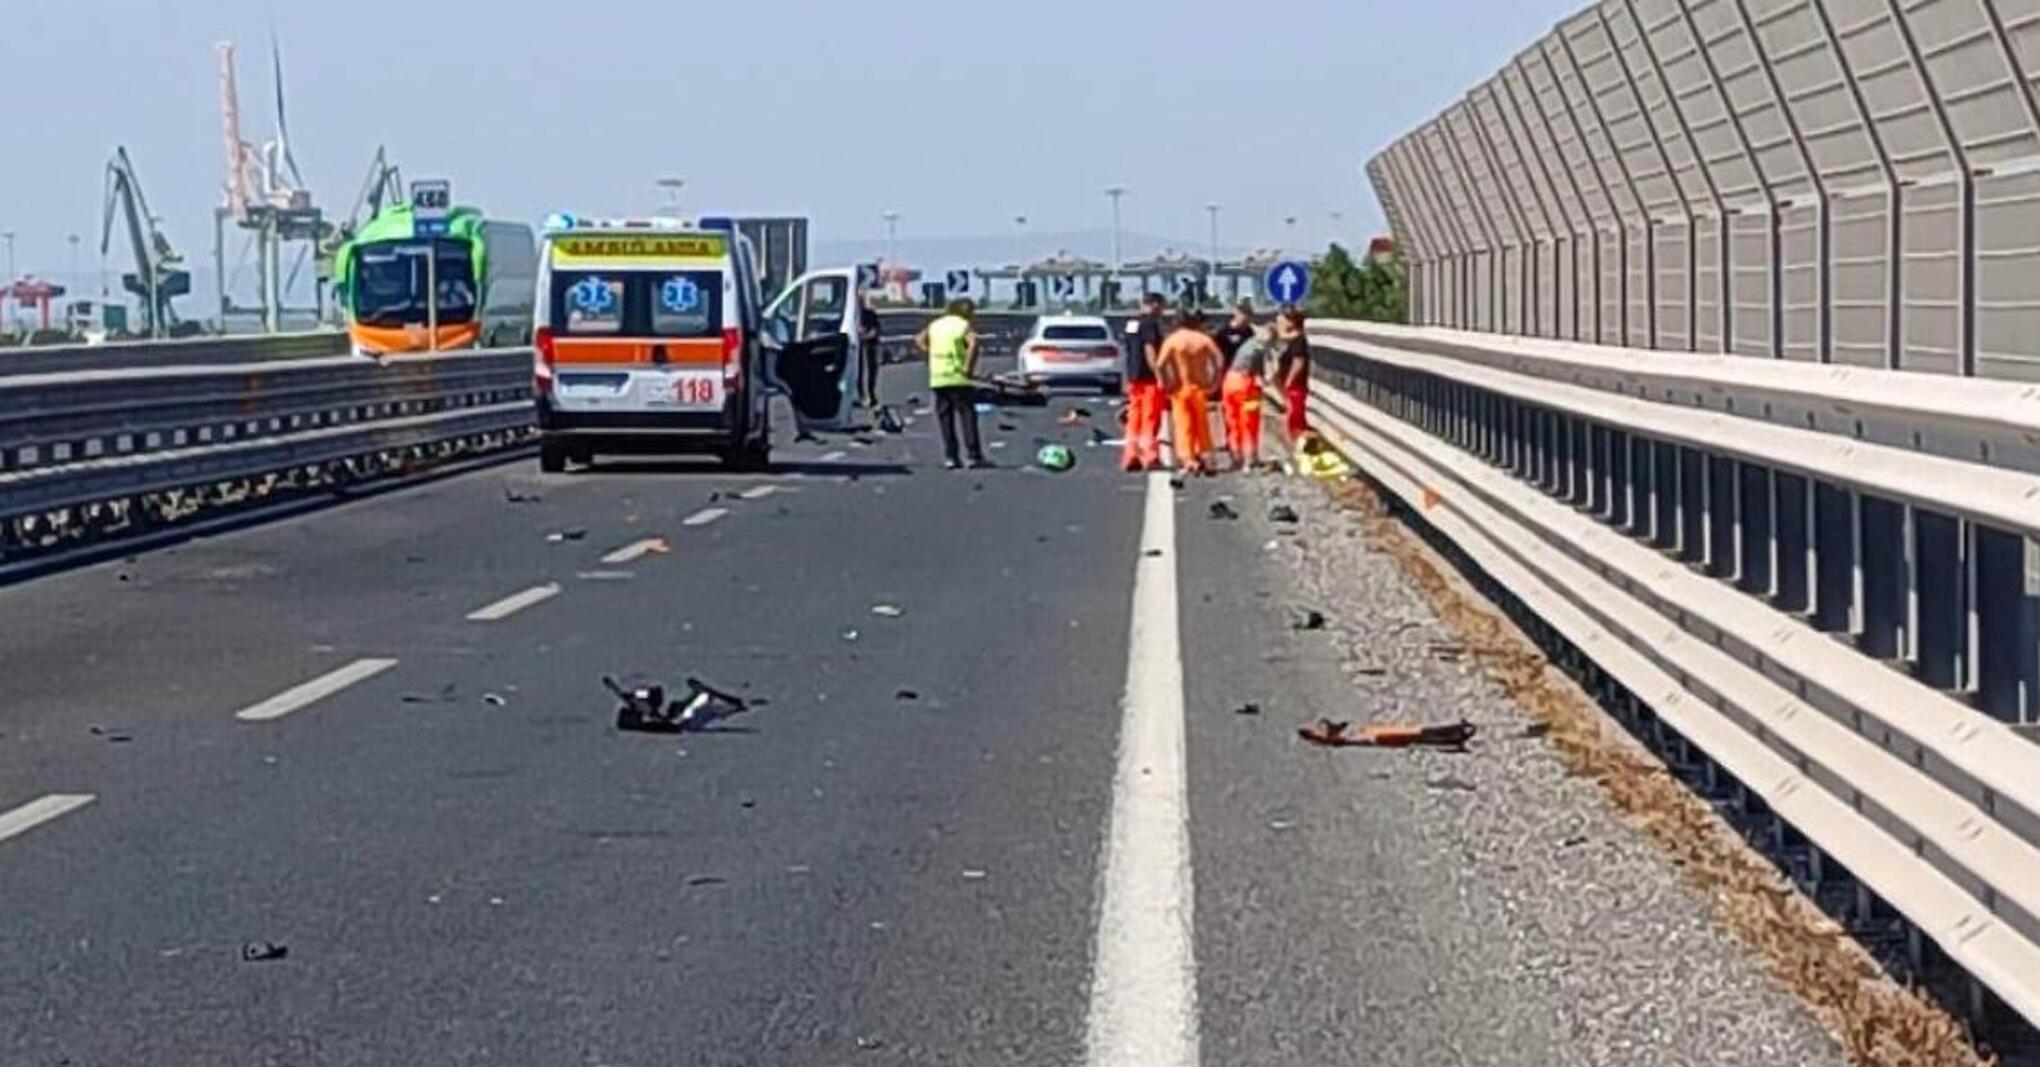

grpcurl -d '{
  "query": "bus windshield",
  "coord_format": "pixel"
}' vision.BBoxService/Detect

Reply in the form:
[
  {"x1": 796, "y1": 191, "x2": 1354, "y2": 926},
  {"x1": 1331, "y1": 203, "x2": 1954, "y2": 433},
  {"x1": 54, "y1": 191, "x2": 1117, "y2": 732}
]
[{"x1": 350, "y1": 239, "x2": 478, "y2": 326}]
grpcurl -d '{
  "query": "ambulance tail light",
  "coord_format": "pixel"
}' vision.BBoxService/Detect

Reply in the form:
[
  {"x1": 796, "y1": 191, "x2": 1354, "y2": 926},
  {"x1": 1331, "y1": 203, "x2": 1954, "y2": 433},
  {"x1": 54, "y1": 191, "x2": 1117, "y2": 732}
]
[
  {"x1": 534, "y1": 327, "x2": 557, "y2": 397},
  {"x1": 722, "y1": 328, "x2": 744, "y2": 391}
]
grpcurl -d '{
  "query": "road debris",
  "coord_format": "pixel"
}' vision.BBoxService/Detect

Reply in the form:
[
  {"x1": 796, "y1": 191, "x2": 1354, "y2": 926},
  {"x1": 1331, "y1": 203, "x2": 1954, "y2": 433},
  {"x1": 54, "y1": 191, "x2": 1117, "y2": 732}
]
[
  {"x1": 895, "y1": 689, "x2": 921, "y2": 702},
  {"x1": 685, "y1": 875, "x2": 729, "y2": 888},
  {"x1": 1036, "y1": 444, "x2": 1075, "y2": 472},
  {"x1": 240, "y1": 941, "x2": 288, "y2": 962},
  {"x1": 1208, "y1": 501, "x2": 1240, "y2": 521},
  {"x1": 1268, "y1": 504, "x2": 1300, "y2": 524},
  {"x1": 481, "y1": 693, "x2": 508, "y2": 708},
  {"x1": 1426, "y1": 775, "x2": 1479, "y2": 793},
  {"x1": 1233, "y1": 702, "x2": 1263, "y2": 717},
  {"x1": 1428, "y1": 641, "x2": 1468, "y2": 662},
  {"x1": 1297, "y1": 719, "x2": 1479, "y2": 751},
  {"x1": 961, "y1": 869, "x2": 987, "y2": 881},
  {"x1": 871, "y1": 604, "x2": 904, "y2": 618},
  {"x1": 88, "y1": 725, "x2": 134, "y2": 743},
  {"x1": 842, "y1": 628, "x2": 861, "y2": 642},
  {"x1": 502, "y1": 486, "x2": 543, "y2": 504},
  {"x1": 606, "y1": 677, "x2": 753, "y2": 734},
  {"x1": 546, "y1": 528, "x2": 589, "y2": 543},
  {"x1": 1292, "y1": 608, "x2": 1328, "y2": 631}
]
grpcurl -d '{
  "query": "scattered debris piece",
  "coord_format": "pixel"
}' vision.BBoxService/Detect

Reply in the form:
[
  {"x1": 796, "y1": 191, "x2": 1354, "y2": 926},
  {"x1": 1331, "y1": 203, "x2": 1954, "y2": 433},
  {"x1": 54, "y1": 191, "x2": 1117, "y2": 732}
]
[
  {"x1": 88, "y1": 725, "x2": 134, "y2": 743},
  {"x1": 1207, "y1": 501, "x2": 1240, "y2": 521},
  {"x1": 1292, "y1": 609, "x2": 1327, "y2": 631},
  {"x1": 871, "y1": 604, "x2": 904, "y2": 618},
  {"x1": 481, "y1": 693, "x2": 508, "y2": 708},
  {"x1": 961, "y1": 869, "x2": 987, "y2": 881},
  {"x1": 1519, "y1": 723, "x2": 1553, "y2": 740},
  {"x1": 1036, "y1": 444, "x2": 1075, "y2": 472},
  {"x1": 842, "y1": 628, "x2": 861, "y2": 642},
  {"x1": 1426, "y1": 775, "x2": 1479, "y2": 793},
  {"x1": 1296, "y1": 719, "x2": 1479, "y2": 751},
  {"x1": 685, "y1": 875, "x2": 728, "y2": 888},
  {"x1": 895, "y1": 689, "x2": 921, "y2": 702},
  {"x1": 856, "y1": 1036, "x2": 886, "y2": 1051},
  {"x1": 1168, "y1": 475, "x2": 1187, "y2": 491},
  {"x1": 1560, "y1": 834, "x2": 1589, "y2": 849},
  {"x1": 997, "y1": 421, "x2": 1018, "y2": 432},
  {"x1": 606, "y1": 677, "x2": 752, "y2": 734},
  {"x1": 546, "y1": 528, "x2": 589, "y2": 543},
  {"x1": 1233, "y1": 702, "x2": 1262, "y2": 717},
  {"x1": 1268, "y1": 819, "x2": 1297, "y2": 831},
  {"x1": 1354, "y1": 665, "x2": 1388, "y2": 677},
  {"x1": 240, "y1": 941, "x2": 288, "y2": 963},
  {"x1": 503, "y1": 487, "x2": 542, "y2": 504},
  {"x1": 1428, "y1": 641, "x2": 1468, "y2": 662},
  {"x1": 1268, "y1": 504, "x2": 1300, "y2": 524},
  {"x1": 1143, "y1": 549, "x2": 1164, "y2": 559}
]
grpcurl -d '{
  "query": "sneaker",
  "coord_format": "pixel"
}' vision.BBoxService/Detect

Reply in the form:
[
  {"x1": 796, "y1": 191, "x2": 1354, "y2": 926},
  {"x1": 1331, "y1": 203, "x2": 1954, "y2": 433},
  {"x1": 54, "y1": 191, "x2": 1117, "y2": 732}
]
[{"x1": 943, "y1": 459, "x2": 963, "y2": 470}]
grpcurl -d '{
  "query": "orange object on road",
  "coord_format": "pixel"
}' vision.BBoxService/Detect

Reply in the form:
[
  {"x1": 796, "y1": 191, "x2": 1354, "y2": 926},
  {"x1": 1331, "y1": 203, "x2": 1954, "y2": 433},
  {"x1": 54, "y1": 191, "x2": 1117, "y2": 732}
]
[
  {"x1": 1123, "y1": 380, "x2": 1164, "y2": 470},
  {"x1": 1297, "y1": 719, "x2": 1478, "y2": 750},
  {"x1": 1220, "y1": 370, "x2": 1263, "y2": 463}
]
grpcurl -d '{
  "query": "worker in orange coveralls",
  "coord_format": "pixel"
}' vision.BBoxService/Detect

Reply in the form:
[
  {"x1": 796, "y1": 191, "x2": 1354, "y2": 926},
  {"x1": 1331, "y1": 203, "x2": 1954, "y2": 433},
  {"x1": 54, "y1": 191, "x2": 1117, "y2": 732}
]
[
  {"x1": 1120, "y1": 292, "x2": 1168, "y2": 471},
  {"x1": 1156, "y1": 310, "x2": 1224, "y2": 475}
]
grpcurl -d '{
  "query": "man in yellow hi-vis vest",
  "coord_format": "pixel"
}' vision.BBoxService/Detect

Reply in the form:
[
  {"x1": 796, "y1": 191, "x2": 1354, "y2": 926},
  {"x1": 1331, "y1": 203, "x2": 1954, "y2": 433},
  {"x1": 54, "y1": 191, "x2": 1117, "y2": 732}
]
[{"x1": 914, "y1": 299, "x2": 988, "y2": 469}]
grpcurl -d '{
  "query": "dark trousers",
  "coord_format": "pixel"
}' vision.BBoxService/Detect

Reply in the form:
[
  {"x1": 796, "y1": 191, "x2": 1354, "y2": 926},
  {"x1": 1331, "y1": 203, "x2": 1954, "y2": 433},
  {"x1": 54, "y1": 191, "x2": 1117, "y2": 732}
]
[
  {"x1": 934, "y1": 386, "x2": 984, "y2": 464},
  {"x1": 858, "y1": 337, "x2": 882, "y2": 404}
]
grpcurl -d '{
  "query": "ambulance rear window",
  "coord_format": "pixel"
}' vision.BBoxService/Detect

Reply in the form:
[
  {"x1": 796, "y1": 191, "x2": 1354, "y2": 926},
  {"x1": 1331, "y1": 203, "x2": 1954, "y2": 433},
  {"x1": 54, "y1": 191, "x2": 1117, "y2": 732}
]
[{"x1": 551, "y1": 271, "x2": 723, "y2": 338}]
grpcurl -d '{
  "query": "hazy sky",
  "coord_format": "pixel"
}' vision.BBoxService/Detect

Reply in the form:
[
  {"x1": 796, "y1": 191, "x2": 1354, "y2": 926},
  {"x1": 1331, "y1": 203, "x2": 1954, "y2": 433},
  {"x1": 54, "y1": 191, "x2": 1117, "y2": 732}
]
[{"x1": 2, "y1": 0, "x2": 1581, "y2": 290}]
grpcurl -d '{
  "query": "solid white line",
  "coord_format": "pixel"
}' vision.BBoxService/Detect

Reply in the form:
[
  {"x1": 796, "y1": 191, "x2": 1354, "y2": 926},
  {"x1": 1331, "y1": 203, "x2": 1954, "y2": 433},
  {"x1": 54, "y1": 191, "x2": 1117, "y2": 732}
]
[
  {"x1": 740, "y1": 485, "x2": 778, "y2": 501},
  {"x1": 234, "y1": 658, "x2": 399, "y2": 722},
  {"x1": 0, "y1": 794, "x2": 96, "y2": 846},
  {"x1": 601, "y1": 539, "x2": 664, "y2": 565},
  {"x1": 464, "y1": 583, "x2": 562, "y2": 623},
  {"x1": 1083, "y1": 471, "x2": 1199, "y2": 1067},
  {"x1": 819, "y1": 450, "x2": 848, "y2": 462},
  {"x1": 682, "y1": 507, "x2": 729, "y2": 528}
]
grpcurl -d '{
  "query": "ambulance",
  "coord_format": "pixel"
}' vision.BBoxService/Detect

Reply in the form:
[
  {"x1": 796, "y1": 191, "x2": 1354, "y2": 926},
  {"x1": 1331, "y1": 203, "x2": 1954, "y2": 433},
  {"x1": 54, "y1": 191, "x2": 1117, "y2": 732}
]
[{"x1": 533, "y1": 217, "x2": 864, "y2": 472}]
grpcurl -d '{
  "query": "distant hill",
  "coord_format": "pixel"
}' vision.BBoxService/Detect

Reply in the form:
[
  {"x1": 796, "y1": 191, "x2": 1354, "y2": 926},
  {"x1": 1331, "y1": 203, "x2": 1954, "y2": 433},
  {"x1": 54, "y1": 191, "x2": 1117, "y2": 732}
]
[{"x1": 814, "y1": 228, "x2": 1280, "y2": 271}]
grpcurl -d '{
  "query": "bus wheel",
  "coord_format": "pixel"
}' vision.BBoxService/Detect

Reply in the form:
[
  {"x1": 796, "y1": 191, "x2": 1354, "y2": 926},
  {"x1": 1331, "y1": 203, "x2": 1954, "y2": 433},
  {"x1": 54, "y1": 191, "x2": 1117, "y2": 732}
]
[{"x1": 539, "y1": 441, "x2": 568, "y2": 474}]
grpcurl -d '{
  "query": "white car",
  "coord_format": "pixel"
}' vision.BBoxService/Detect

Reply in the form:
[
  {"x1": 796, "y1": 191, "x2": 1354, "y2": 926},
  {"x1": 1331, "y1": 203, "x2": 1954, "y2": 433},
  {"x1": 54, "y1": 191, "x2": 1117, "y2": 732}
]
[{"x1": 1016, "y1": 315, "x2": 1122, "y2": 394}]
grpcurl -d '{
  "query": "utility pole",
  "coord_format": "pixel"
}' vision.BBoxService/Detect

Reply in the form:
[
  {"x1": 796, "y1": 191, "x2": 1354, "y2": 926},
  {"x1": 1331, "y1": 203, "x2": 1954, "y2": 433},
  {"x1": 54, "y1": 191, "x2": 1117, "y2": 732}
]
[
  {"x1": 1, "y1": 230, "x2": 14, "y2": 335},
  {"x1": 881, "y1": 210, "x2": 901, "y2": 268}
]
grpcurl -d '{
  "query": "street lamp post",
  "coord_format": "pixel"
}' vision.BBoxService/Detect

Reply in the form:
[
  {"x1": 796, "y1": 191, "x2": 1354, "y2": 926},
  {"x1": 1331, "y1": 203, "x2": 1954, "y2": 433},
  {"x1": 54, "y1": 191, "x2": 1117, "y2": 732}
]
[
  {"x1": 655, "y1": 176, "x2": 686, "y2": 216},
  {"x1": 1, "y1": 230, "x2": 14, "y2": 335},
  {"x1": 1103, "y1": 186, "x2": 1126, "y2": 308}
]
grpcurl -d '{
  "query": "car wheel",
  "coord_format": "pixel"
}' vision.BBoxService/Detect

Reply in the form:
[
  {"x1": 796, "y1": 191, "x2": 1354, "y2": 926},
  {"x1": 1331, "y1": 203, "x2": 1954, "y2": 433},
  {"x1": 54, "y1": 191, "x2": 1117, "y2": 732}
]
[{"x1": 539, "y1": 440, "x2": 568, "y2": 473}]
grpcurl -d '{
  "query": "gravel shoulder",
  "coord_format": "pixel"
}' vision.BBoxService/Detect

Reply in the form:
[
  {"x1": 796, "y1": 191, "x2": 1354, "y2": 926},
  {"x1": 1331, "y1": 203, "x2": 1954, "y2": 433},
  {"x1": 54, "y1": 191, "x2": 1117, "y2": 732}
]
[{"x1": 1177, "y1": 468, "x2": 1848, "y2": 1067}]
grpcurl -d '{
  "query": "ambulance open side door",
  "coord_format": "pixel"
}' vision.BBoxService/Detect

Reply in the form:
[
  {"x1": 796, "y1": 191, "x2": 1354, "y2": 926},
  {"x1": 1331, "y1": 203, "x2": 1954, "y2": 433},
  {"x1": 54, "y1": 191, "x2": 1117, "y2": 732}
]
[{"x1": 762, "y1": 268, "x2": 860, "y2": 434}]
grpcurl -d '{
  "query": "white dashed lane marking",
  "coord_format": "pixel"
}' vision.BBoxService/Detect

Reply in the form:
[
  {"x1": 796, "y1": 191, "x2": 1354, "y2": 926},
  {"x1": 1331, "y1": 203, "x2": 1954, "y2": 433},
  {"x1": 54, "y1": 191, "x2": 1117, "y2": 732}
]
[
  {"x1": 235, "y1": 658, "x2": 400, "y2": 722},
  {"x1": 0, "y1": 794, "x2": 96, "y2": 848},
  {"x1": 682, "y1": 508, "x2": 729, "y2": 528},
  {"x1": 601, "y1": 539, "x2": 667, "y2": 565},
  {"x1": 464, "y1": 584, "x2": 563, "y2": 623}
]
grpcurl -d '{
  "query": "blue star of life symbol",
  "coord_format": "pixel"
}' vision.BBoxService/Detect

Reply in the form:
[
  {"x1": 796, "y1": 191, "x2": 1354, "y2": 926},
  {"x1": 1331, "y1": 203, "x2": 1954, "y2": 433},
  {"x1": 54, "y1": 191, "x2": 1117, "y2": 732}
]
[
  {"x1": 570, "y1": 277, "x2": 616, "y2": 314},
  {"x1": 660, "y1": 276, "x2": 702, "y2": 314}
]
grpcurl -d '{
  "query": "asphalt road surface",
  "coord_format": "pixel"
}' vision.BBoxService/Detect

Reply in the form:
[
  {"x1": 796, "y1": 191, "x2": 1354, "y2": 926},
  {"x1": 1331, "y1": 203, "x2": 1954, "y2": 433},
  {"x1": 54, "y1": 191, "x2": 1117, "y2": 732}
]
[{"x1": 0, "y1": 356, "x2": 1840, "y2": 1066}]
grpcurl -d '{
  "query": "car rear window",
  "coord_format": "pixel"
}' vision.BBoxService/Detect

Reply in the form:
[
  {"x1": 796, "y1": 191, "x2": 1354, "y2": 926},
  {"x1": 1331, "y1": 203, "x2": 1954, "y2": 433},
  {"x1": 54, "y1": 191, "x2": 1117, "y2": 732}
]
[
  {"x1": 1042, "y1": 324, "x2": 1111, "y2": 341},
  {"x1": 551, "y1": 270, "x2": 722, "y2": 338}
]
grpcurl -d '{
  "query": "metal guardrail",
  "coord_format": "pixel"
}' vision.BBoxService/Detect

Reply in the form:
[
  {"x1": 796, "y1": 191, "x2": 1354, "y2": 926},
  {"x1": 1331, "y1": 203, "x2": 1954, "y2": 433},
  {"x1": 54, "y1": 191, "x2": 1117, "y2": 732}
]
[
  {"x1": 1303, "y1": 321, "x2": 2040, "y2": 1032},
  {"x1": 1369, "y1": 0, "x2": 2040, "y2": 383},
  {"x1": 0, "y1": 349, "x2": 533, "y2": 567},
  {"x1": 0, "y1": 331, "x2": 349, "y2": 378}
]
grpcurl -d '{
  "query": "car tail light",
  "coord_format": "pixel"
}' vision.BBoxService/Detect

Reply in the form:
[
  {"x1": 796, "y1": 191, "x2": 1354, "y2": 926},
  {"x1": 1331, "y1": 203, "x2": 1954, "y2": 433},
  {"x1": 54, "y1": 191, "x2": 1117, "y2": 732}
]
[
  {"x1": 534, "y1": 327, "x2": 557, "y2": 396},
  {"x1": 722, "y1": 327, "x2": 744, "y2": 390}
]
